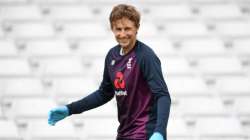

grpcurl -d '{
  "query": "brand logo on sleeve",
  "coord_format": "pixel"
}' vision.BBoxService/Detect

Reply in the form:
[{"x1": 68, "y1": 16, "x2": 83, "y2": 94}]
[{"x1": 114, "y1": 71, "x2": 127, "y2": 96}]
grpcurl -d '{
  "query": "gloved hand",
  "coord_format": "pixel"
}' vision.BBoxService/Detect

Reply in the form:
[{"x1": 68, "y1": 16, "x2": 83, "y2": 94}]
[
  {"x1": 149, "y1": 132, "x2": 164, "y2": 140},
  {"x1": 48, "y1": 106, "x2": 69, "y2": 126}
]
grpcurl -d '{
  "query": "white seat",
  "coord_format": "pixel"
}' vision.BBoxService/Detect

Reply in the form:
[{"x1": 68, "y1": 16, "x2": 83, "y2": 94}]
[
  {"x1": 0, "y1": 28, "x2": 4, "y2": 38},
  {"x1": 197, "y1": 57, "x2": 243, "y2": 75},
  {"x1": 233, "y1": 97, "x2": 250, "y2": 116},
  {"x1": 0, "y1": 40, "x2": 18, "y2": 56},
  {"x1": 0, "y1": 5, "x2": 42, "y2": 20},
  {"x1": 53, "y1": 77, "x2": 98, "y2": 98},
  {"x1": 143, "y1": 38, "x2": 177, "y2": 57},
  {"x1": 32, "y1": 0, "x2": 81, "y2": 4},
  {"x1": 179, "y1": 97, "x2": 227, "y2": 116},
  {"x1": 2, "y1": 98, "x2": 56, "y2": 119},
  {"x1": 146, "y1": 5, "x2": 193, "y2": 20},
  {"x1": 138, "y1": 22, "x2": 158, "y2": 37},
  {"x1": 28, "y1": 119, "x2": 79, "y2": 140},
  {"x1": 78, "y1": 39, "x2": 115, "y2": 57},
  {"x1": 0, "y1": 119, "x2": 21, "y2": 140},
  {"x1": 0, "y1": 107, "x2": 3, "y2": 118},
  {"x1": 161, "y1": 57, "x2": 193, "y2": 76},
  {"x1": 0, "y1": 59, "x2": 31, "y2": 76},
  {"x1": 167, "y1": 76, "x2": 210, "y2": 96},
  {"x1": 4, "y1": 78, "x2": 44, "y2": 98},
  {"x1": 216, "y1": 76, "x2": 250, "y2": 96},
  {"x1": 215, "y1": 21, "x2": 250, "y2": 37},
  {"x1": 199, "y1": 4, "x2": 243, "y2": 20},
  {"x1": 60, "y1": 22, "x2": 108, "y2": 38},
  {"x1": 44, "y1": 5, "x2": 93, "y2": 20},
  {"x1": 0, "y1": 0, "x2": 26, "y2": 3},
  {"x1": 8, "y1": 22, "x2": 55, "y2": 39},
  {"x1": 233, "y1": 39, "x2": 250, "y2": 56},
  {"x1": 40, "y1": 57, "x2": 84, "y2": 76},
  {"x1": 25, "y1": 39, "x2": 71, "y2": 57},
  {"x1": 164, "y1": 21, "x2": 209, "y2": 38},
  {"x1": 83, "y1": 58, "x2": 105, "y2": 78},
  {"x1": 181, "y1": 38, "x2": 226, "y2": 57},
  {"x1": 168, "y1": 117, "x2": 193, "y2": 137},
  {"x1": 196, "y1": 117, "x2": 244, "y2": 137}
]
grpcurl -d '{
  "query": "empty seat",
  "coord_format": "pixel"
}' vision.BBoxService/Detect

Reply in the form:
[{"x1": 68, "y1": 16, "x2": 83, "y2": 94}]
[
  {"x1": 180, "y1": 38, "x2": 226, "y2": 57},
  {"x1": 197, "y1": 57, "x2": 243, "y2": 75},
  {"x1": 83, "y1": 58, "x2": 105, "y2": 78},
  {"x1": 196, "y1": 117, "x2": 244, "y2": 137},
  {"x1": 233, "y1": 97, "x2": 250, "y2": 116},
  {"x1": 0, "y1": 40, "x2": 18, "y2": 56},
  {"x1": 78, "y1": 39, "x2": 115, "y2": 57},
  {"x1": 138, "y1": 22, "x2": 158, "y2": 37},
  {"x1": 0, "y1": 119, "x2": 21, "y2": 140},
  {"x1": 199, "y1": 4, "x2": 243, "y2": 20},
  {"x1": 0, "y1": 107, "x2": 3, "y2": 118},
  {"x1": 2, "y1": 98, "x2": 56, "y2": 119},
  {"x1": 52, "y1": 77, "x2": 98, "y2": 98},
  {"x1": 164, "y1": 21, "x2": 209, "y2": 38},
  {"x1": 145, "y1": 5, "x2": 193, "y2": 20},
  {"x1": 40, "y1": 57, "x2": 84, "y2": 76},
  {"x1": 28, "y1": 119, "x2": 79, "y2": 140},
  {"x1": 25, "y1": 39, "x2": 71, "y2": 57},
  {"x1": 168, "y1": 117, "x2": 194, "y2": 137},
  {"x1": 0, "y1": 0, "x2": 26, "y2": 3},
  {"x1": 0, "y1": 28, "x2": 4, "y2": 38},
  {"x1": 3, "y1": 78, "x2": 44, "y2": 98},
  {"x1": 167, "y1": 76, "x2": 210, "y2": 96},
  {"x1": 44, "y1": 5, "x2": 93, "y2": 20},
  {"x1": 7, "y1": 22, "x2": 55, "y2": 39},
  {"x1": 143, "y1": 38, "x2": 177, "y2": 57},
  {"x1": 0, "y1": 58, "x2": 31, "y2": 76},
  {"x1": 60, "y1": 22, "x2": 108, "y2": 38},
  {"x1": 215, "y1": 21, "x2": 250, "y2": 37},
  {"x1": 0, "y1": 5, "x2": 42, "y2": 20},
  {"x1": 179, "y1": 97, "x2": 227, "y2": 116},
  {"x1": 233, "y1": 39, "x2": 250, "y2": 56},
  {"x1": 161, "y1": 57, "x2": 193, "y2": 76},
  {"x1": 32, "y1": 0, "x2": 81, "y2": 4},
  {"x1": 216, "y1": 76, "x2": 250, "y2": 96}
]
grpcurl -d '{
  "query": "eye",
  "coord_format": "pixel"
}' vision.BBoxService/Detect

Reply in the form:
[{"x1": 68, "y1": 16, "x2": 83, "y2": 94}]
[{"x1": 125, "y1": 27, "x2": 131, "y2": 31}]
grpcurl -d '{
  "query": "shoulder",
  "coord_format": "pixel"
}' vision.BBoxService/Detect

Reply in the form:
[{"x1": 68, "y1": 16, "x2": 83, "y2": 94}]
[{"x1": 136, "y1": 40, "x2": 159, "y2": 62}]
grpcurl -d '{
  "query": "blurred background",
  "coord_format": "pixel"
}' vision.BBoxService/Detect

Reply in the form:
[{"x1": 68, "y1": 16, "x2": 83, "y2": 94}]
[{"x1": 0, "y1": 0, "x2": 250, "y2": 140}]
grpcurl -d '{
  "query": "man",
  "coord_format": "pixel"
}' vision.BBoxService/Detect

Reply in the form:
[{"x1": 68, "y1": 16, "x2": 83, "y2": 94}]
[{"x1": 48, "y1": 4, "x2": 171, "y2": 140}]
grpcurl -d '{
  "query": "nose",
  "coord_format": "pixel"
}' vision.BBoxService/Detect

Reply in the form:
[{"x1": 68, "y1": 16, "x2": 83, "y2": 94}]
[{"x1": 118, "y1": 30, "x2": 126, "y2": 38}]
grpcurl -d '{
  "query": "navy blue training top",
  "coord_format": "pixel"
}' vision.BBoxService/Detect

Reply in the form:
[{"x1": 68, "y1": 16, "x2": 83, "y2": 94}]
[{"x1": 67, "y1": 40, "x2": 171, "y2": 140}]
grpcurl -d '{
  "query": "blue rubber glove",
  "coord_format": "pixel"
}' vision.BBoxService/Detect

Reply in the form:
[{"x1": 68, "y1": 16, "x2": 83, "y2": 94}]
[
  {"x1": 149, "y1": 132, "x2": 164, "y2": 140},
  {"x1": 48, "y1": 106, "x2": 69, "y2": 126}
]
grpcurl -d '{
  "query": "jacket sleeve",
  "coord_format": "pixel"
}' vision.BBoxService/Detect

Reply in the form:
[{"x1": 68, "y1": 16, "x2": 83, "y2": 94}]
[
  {"x1": 66, "y1": 52, "x2": 114, "y2": 115},
  {"x1": 141, "y1": 50, "x2": 171, "y2": 136}
]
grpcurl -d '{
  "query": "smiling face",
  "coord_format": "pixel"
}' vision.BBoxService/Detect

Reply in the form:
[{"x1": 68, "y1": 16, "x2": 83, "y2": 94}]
[{"x1": 111, "y1": 17, "x2": 138, "y2": 54}]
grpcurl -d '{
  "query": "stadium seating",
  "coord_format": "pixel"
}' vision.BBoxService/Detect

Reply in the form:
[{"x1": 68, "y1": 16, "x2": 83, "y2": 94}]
[
  {"x1": 28, "y1": 119, "x2": 79, "y2": 140},
  {"x1": 0, "y1": 119, "x2": 22, "y2": 140},
  {"x1": 0, "y1": 0, "x2": 249, "y2": 140},
  {"x1": 0, "y1": 5, "x2": 42, "y2": 21},
  {"x1": 0, "y1": 58, "x2": 31, "y2": 76},
  {"x1": 0, "y1": 40, "x2": 18, "y2": 56}
]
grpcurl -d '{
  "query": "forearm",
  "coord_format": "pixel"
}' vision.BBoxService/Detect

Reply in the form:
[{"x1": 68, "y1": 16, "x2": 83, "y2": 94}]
[
  {"x1": 66, "y1": 90, "x2": 114, "y2": 115},
  {"x1": 154, "y1": 95, "x2": 171, "y2": 137}
]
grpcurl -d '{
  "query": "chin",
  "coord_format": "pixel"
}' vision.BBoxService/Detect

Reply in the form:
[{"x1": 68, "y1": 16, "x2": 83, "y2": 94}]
[{"x1": 119, "y1": 43, "x2": 129, "y2": 48}]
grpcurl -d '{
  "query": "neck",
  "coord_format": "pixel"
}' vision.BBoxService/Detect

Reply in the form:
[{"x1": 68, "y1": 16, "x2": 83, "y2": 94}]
[{"x1": 122, "y1": 39, "x2": 137, "y2": 55}]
